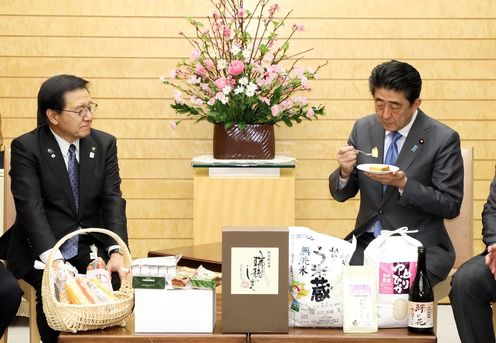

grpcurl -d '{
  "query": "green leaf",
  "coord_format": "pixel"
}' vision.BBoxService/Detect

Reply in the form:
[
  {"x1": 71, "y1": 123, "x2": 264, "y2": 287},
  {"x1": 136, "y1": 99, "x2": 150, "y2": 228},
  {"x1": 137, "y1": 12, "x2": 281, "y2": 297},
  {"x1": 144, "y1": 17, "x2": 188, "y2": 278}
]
[
  {"x1": 242, "y1": 32, "x2": 251, "y2": 43},
  {"x1": 282, "y1": 117, "x2": 293, "y2": 127},
  {"x1": 259, "y1": 44, "x2": 268, "y2": 54},
  {"x1": 271, "y1": 85, "x2": 283, "y2": 104}
]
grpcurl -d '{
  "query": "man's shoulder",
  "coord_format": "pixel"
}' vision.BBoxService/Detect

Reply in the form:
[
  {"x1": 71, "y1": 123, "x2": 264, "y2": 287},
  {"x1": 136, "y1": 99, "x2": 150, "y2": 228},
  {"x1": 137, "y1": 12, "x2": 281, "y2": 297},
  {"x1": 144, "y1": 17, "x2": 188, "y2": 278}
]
[
  {"x1": 418, "y1": 110, "x2": 458, "y2": 135},
  {"x1": 12, "y1": 126, "x2": 44, "y2": 146},
  {"x1": 88, "y1": 128, "x2": 117, "y2": 143},
  {"x1": 357, "y1": 113, "x2": 377, "y2": 123},
  {"x1": 354, "y1": 113, "x2": 379, "y2": 129}
]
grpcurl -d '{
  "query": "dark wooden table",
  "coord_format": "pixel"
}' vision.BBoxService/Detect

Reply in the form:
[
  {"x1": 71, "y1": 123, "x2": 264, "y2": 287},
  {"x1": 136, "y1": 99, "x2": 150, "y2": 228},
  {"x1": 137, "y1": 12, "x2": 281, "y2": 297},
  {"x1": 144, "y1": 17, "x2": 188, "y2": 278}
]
[
  {"x1": 250, "y1": 328, "x2": 436, "y2": 342},
  {"x1": 148, "y1": 242, "x2": 222, "y2": 272},
  {"x1": 59, "y1": 294, "x2": 246, "y2": 343}
]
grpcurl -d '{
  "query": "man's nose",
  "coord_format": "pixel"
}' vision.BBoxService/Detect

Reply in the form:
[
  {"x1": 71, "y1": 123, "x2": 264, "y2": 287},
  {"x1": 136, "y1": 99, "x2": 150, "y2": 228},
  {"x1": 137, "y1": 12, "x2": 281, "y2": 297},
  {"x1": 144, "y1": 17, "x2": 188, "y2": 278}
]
[
  {"x1": 83, "y1": 111, "x2": 94, "y2": 121},
  {"x1": 381, "y1": 105, "x2": 392, "y2": 118}
]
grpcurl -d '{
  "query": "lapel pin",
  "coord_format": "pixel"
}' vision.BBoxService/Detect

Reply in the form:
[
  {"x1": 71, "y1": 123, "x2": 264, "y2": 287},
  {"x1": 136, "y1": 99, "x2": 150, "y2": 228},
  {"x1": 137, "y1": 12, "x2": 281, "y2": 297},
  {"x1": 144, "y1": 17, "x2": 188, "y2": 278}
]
[
  {"x1": 411, "y1": 144, "x2": 418, "y2": 152},
  {"x1": 89, "y1": 147, "x2": 96, "y2": 158},
  {"x1": 47, "y1": 148, "x2": 56, "y2": 158},
  {"x1": 419, "y1": 139, "x2": 424, "y2": 144}
]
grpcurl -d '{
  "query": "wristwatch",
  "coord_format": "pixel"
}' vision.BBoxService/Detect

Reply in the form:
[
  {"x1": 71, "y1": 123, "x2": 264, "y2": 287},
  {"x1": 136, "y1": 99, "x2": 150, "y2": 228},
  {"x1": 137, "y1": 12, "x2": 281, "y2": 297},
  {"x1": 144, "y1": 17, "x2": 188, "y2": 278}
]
[{"x1": 108, "y1": 247, "x2": 123, "y2": 257}]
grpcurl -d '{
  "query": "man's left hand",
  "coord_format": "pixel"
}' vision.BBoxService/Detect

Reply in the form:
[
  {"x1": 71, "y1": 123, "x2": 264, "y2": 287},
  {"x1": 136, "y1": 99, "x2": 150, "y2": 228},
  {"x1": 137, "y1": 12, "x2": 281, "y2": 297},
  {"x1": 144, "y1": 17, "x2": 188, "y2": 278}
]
[
  {"x1": 364, "y1": 170, "x2": 408, "y2": 191},
  {"x1": 485, "y1": 244, "x2": 496, "y2": 279},
  {"x1": 106, "y1": 253, "x2": 128, "y2": 282}
]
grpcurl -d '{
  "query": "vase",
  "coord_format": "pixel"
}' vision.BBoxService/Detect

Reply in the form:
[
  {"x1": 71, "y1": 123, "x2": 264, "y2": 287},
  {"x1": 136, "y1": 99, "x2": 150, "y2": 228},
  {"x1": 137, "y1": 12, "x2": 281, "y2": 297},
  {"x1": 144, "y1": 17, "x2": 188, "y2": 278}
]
[{"x1": 213, "y1": 123, "x2": 275, "y2": 159}]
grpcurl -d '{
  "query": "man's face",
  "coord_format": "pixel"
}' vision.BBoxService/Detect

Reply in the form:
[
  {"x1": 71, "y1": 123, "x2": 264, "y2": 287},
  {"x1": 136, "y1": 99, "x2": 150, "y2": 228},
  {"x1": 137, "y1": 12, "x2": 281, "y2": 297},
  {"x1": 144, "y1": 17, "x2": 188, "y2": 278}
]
[
  {"x1": 49, "y1": 88, "x2": 93, "y2": 142},
  {"x1": 374, "y1": 88, "x2": 421, "y2": 132}
]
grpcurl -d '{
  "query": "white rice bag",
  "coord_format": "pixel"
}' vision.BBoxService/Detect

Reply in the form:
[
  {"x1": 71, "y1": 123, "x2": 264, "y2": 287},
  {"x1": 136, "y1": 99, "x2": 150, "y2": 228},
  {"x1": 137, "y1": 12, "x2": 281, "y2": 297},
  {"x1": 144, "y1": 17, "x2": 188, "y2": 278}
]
[
  {"x1": 364, "y1": 227, "x2": 422, "y2": 328},
  {"x1": 288, "y1": 226, "x2": 356, "y2": 327}
]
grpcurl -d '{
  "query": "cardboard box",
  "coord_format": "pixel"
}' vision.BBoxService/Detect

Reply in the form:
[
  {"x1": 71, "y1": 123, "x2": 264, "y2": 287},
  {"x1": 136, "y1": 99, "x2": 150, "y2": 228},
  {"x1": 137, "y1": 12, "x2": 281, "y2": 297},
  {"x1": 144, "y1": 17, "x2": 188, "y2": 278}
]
[
  {"x1": 222, "y1": 226, "x2": 289, "y2": 333},
  {"x1": 134, "y1": 288, "x2": 215, "y2": 333}
]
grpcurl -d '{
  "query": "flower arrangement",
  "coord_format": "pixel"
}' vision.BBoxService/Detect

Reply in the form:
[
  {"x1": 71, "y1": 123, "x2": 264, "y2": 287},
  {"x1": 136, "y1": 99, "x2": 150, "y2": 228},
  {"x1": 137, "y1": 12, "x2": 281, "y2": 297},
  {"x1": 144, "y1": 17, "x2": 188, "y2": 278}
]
[{"x1": 162, "y1": 0, "x2": 326, "y2": 130}]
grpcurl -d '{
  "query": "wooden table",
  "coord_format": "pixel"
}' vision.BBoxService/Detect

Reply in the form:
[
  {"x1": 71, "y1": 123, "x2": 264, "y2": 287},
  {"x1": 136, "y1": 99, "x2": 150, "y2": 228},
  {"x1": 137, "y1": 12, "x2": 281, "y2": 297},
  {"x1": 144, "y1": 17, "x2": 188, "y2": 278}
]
[
  {"x1": 58, "y1": 319, "x2": 435, "y2": 343},
  {"x1": 58, "y1": 294, "x2": 246, "y2": 343},
  {"x1": 251, "y1": 328, "x2": 436, "y2": 342},
  {"x1": 148, "y1": 242, "x2": 222, "y2": 272}
]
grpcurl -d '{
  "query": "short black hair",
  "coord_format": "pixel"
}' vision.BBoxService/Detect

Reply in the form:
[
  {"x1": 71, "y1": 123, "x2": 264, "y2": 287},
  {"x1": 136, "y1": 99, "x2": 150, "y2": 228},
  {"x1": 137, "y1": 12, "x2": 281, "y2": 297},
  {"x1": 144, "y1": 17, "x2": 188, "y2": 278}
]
[
  {"x1": 368, "y1": 60, "x2": 422, "y2": 104},
  {"x1": 37, "y1": 74, "x2": 89, "y2": 126}
]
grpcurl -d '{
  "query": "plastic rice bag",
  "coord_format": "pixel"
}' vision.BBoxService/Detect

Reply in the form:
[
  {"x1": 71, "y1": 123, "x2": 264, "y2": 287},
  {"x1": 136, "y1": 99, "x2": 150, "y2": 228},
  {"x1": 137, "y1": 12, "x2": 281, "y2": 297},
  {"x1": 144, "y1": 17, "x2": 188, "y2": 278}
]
[{"x1": 288, "y1": 226, "x2": 356, "y2": 327}]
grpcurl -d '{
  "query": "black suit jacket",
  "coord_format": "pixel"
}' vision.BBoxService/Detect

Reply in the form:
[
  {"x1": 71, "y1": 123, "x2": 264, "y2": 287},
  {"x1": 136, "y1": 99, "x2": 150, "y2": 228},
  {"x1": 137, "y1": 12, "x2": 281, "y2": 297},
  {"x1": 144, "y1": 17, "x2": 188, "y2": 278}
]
[
  {"x1": 0, "y1": 125, "x2": 127, "y2": 278},
  {"x1": 329, "y1": 110, "x2": 464, "y2": 281},
  {"x1": 482, "y1": 175, "x2": 496, "y2": 247}
]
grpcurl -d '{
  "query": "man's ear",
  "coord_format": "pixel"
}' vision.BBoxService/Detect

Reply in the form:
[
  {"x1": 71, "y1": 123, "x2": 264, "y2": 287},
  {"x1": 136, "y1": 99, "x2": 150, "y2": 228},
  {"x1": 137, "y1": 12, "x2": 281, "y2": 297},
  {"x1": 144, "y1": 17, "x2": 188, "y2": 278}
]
[
  {"x1": 46, "y1": 109, "x2": 59, "y2": 125},
  {"x1": 413, "y1": 98, "x2": 422, "y2": 110}
]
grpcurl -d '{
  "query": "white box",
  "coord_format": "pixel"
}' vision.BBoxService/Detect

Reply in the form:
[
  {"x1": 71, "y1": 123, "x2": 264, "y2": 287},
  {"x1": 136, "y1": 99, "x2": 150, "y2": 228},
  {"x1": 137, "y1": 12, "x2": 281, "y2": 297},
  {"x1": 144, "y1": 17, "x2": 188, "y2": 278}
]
[{"x1": 134, "y1": 288, "x2": 215, "y2": 333}]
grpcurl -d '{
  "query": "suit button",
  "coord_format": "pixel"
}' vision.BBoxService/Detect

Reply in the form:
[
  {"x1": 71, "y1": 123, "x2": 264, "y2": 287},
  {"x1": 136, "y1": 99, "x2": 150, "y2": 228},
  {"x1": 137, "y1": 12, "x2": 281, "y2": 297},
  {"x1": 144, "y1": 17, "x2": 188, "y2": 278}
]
[{"x1": 378, "y1": 209, "x2": 384, "y2": 215}]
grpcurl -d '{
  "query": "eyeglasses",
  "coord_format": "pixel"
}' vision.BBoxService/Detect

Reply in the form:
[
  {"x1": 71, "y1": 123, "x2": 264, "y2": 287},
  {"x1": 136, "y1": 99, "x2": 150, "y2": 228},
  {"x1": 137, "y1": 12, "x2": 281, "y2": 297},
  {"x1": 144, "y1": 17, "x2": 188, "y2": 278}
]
[{"x1": 62, "y1": 103, "x2": 98, "y2": 117}]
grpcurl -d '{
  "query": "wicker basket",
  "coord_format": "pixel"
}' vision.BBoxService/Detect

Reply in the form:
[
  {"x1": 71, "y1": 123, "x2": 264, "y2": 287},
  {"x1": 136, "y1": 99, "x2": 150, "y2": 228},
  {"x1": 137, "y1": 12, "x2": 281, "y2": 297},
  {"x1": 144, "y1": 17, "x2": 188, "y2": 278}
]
[{"x1": 42, "y1": 228, "x2": 134, "y2": 333}]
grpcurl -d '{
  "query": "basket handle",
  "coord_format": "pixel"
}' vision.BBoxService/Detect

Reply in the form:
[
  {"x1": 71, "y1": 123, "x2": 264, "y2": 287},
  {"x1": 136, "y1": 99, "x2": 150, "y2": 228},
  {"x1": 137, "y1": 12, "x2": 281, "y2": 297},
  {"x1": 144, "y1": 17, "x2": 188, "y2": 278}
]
[{"x1": 43, "y1": 227, "x2": 132, "y2": 297}]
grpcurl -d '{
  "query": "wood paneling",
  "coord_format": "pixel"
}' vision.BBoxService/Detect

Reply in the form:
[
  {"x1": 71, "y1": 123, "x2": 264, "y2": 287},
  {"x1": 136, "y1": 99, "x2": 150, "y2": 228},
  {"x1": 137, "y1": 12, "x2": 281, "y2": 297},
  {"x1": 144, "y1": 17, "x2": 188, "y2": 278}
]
[
  {"x1": 2, "y1": 78, "x2": 495, "y2": 100},
  {"x1": 127, "y1": 219, "x2": 193, "y2": 238},
  {"x1": 2, "y1": 0, "x2": 494, "y2": 18},
  {"x1": 1, "y1": 58, "x2": 495, "y2": 80},
  {"x1": 1, "y1": 98, "x2": 496, "y2": 120},
  {"x1": 3, "y1": 16, "x2": 496, "y2": 39},
  {"x1": 1, "y1": 37, "x2": 495, "y2": 59},
  {"x1": 0, "y1": 0, "x2": 494, "y2": 258}
]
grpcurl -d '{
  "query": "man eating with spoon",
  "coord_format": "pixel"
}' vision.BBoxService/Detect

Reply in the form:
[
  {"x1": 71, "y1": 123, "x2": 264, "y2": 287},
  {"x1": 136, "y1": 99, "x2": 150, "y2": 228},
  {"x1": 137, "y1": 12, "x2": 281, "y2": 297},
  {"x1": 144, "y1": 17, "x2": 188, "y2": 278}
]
[{"x1": 329, "y1": 60, "x2": 464, "y2": 286}]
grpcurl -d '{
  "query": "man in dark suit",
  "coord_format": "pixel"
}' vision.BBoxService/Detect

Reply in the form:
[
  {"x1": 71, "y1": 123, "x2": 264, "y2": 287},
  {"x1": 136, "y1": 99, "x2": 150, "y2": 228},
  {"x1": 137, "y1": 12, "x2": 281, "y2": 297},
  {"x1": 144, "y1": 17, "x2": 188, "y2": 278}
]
[
  {"x1": 0, "y1": 75, "x2": 128, "y2": 342},
  {"x1": 450, "y1": 176, "x2": 496, "y2": 343},
  {"x1": 0, "y1": 261, "x2": 22, "y2": 339},
  {"x1": 329, "y1": 60, "x2": 464, "y2": 285}
]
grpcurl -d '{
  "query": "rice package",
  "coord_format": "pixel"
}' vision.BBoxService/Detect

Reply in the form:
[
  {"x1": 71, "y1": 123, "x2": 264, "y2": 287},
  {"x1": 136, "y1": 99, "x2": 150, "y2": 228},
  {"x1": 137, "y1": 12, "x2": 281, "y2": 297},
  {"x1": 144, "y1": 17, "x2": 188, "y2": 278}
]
[
  {"x1": 342, "y1": 265, "x2": 378, "y2": 333},
  {"x1": 363, "y1": 227, "x2": 422, "y2": 328},
  {"x1": 288, "y1": 226, "x2": 356, "y2": 327}
]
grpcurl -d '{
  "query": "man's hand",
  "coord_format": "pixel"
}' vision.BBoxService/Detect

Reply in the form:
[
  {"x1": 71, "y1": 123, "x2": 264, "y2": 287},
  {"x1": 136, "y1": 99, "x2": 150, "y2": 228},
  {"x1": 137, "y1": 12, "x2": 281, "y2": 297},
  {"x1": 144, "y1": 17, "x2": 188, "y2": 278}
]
[
  {"x1": 106, "y1": 252, "x2": 127, "y2": 282},
  {"x1": 364, "y1": 170, "x2": 408, "y2": 191},
  {"x1": 485, "y1": 244, "x2": 496, "y2": 279},
  {"x1": 337, "y1": 145, "x2": 357, "y2": 178}
]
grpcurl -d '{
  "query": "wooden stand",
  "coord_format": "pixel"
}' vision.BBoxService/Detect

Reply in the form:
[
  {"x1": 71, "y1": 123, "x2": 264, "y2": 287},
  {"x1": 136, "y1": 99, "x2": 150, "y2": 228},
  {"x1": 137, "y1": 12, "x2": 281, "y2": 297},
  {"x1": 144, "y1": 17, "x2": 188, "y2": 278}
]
[{"x1": 193, "y1": 163, "x2": 295, "y2": 245}]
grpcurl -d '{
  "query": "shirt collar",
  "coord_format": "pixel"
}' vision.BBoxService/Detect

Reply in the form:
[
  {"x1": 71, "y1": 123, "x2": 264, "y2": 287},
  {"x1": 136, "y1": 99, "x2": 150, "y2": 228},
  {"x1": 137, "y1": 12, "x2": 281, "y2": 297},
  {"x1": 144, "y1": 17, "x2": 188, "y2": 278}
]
[
  {"x1": 385, "y1": 109, "x2": 418, "y2": 138},
  {"x1": 49, "y1": 128, "x2": 80, "y2": 157}
]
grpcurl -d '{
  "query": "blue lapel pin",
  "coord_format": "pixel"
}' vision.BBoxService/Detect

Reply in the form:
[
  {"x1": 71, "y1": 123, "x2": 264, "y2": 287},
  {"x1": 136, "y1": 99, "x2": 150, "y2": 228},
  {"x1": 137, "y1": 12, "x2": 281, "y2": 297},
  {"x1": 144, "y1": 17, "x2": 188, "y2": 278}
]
[{"x1": 411, "y1": 145, "x2": 418, "y2": 152}]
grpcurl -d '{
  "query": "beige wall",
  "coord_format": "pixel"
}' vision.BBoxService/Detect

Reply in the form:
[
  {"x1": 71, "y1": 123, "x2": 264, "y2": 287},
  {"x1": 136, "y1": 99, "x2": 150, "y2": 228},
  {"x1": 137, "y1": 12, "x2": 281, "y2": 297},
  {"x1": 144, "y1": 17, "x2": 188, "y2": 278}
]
[{"x1": 0, "y1": 0, "x2": 494, "y2": 257}]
